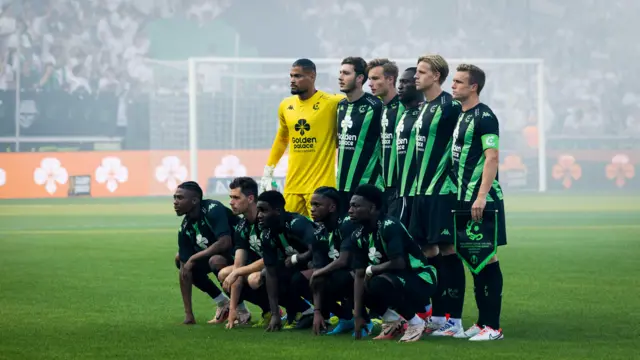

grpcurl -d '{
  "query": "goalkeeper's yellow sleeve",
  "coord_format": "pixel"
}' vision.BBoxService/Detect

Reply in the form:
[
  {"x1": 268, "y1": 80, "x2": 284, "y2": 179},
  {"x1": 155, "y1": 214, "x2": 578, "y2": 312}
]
[{"x1": 266, "y1": 101, "x2": 289, "y2": 167}]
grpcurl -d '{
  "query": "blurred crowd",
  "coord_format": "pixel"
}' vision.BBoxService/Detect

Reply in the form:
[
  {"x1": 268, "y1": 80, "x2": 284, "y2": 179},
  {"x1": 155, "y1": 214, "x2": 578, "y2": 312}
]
[{"x1": 0, "y1": 0, "x2": 637, "y2": 137}]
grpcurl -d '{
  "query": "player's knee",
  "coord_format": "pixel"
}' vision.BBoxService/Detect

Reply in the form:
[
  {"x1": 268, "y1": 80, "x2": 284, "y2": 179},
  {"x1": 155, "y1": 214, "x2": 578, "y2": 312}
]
[
  {"x1": 208, "y1": 255, "x2": 228, "y2": 271},
  {"x1": 247, "y1": 272, "x2": 263, "y2": 290},
  {"x1": 217, "y1": 265, "x2": 233, "y2": 283},
  {"x1": 438, "y1": 243, "x2": 455, "y2": 256},
  {"x1": 422, "y1": 244, "x2": 439, "y2": 258},
  {"x1": 366, "y1": 275, "x2": 393, "y2": 296}
]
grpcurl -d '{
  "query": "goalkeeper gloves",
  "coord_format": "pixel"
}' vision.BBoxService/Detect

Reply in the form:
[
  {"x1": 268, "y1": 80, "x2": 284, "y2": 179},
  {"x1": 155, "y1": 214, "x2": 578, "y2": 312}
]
[{"x1": 259, "y1": 165, "x2": 278, "y2": 193}]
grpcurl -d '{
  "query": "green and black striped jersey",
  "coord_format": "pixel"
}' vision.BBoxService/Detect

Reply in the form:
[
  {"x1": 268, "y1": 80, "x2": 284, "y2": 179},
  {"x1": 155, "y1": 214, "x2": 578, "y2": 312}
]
[
  {"x1": 451, "y1": 103, "x2": 504, "y2": 202},
  {"x1": 336, "y1": 93, "x2": 384, "y2": 192},
  {"x1": 394, "y1": 105, "x2": 422, "y2": 197},
  {"x1": 380, "y1": 95, "x2": 405, "y2": 189},
  {"x1": 414, "y1": 92, "x2": 462, "y2": 196}
]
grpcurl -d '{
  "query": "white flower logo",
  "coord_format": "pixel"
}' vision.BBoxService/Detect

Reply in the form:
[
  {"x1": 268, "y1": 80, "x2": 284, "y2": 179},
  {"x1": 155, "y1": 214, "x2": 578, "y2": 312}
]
[
  {"x1": 368, "y1": 247, "x2": 382, "y2": 264},
  {"x1": 196, "y1": 234, "x2": 209, "y2": 249},
  {"x1": 155, "y1": 156, "x2": 188, "y2": 190},
  {"x1": 214, "y1": 155, "x2": 247, "y2": 177},
  {"x1": 33, "y1": 158, "x2": 68, "y2": 195},
  {"x1": 95, "y1": 157, "x2": 129, "y2": 193},
  {"x1": 274, "y1": 155, "x2": 288, "y2": 177},
  {"x1": 0, "y1": 168, "x2": 5, "y2": 187},
  {"x1": 328, "y1": 245, "x2": 339, "y2": 260},
  {"x1": 285, "y1": 246, "x2": 296, "y2": 256},
  {"x1": 341, "y1": 115, "x2": 353, "y2": 131},
  {"x1": 249, "y1": 234, "x2": 261, "y2": 252}
]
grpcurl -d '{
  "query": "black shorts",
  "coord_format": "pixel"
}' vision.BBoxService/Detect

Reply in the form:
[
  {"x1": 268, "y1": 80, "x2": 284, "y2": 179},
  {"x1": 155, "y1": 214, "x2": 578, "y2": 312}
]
[
  {"x1": 429, "y1": 194, "x2": 459, "y2": 246},
  {"x1": 408, "y1": 195, "x2": 433, "y2": 247},
  {"x1": 460, "y1": 199, "x2": 508, "y2": 247},
  {"x1": 372, "y1": 270, "x2": 436, "y2": 313},
  {"x1": 383, "y1": 188, "x2": 400, "y2": 214}
]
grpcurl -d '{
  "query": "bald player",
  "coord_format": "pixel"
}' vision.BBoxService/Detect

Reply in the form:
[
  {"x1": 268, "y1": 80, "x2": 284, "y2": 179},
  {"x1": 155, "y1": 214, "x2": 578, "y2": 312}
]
[{"x1": 260, "y1": 59, "x2": 343, "y2": 217}]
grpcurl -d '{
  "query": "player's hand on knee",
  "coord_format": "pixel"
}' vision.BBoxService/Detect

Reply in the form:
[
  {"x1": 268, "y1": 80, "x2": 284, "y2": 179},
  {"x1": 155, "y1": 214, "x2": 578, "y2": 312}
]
[{"x1": 259, "y1": 165, "x2": 277, "y2": 192}]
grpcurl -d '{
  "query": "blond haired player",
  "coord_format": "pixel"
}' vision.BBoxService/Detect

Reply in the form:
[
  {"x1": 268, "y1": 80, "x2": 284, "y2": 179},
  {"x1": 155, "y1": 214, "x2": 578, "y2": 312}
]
[{"x1": 260, "y1": 59, "x2": 343, "y2": 217}]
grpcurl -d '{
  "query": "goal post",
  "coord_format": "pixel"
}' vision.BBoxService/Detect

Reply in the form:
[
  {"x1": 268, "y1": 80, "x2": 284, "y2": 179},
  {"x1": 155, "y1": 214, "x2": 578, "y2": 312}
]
[{"x1": 185, "y1": 57, "x2": 546, "y2": 192}]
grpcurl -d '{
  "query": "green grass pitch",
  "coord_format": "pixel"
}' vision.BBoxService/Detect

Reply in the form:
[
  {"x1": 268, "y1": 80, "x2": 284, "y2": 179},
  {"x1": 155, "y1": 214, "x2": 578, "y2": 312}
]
[{"x1": 1, "y1": 194, "x2": 639, "y2": 359}]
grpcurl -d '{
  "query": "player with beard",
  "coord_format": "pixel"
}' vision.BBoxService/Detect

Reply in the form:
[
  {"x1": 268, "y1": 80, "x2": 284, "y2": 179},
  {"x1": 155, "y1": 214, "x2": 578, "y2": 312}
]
[
  {"x1": 336, "y1": 57, "x2": 384, "y2": 215},
  {"x1": 260, "y1": 59, "x2": 343, "y2": 217},
  {"x1": 173, "y1": 181, "x2": 238, "y2": 325},
  {"x1": 366, "y1": 58, "x2": 403, "y2": 215},
  {"x1": 258, "y1": 190, "x2": 316, "y2": 331},
  {"x1": 408, "y1": 54, "x2": 465, "y2": 336},
  {"x1": 391, "y1": 67, "x2": 424, "y2": 226},
  {"x1": 450, "y1": 64, "x2": 506, "y2": 341}
]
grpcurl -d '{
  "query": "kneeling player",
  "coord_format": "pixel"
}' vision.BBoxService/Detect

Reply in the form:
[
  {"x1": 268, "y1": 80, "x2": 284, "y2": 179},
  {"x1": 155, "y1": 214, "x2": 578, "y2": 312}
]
[
  {"x1": 173, "y1": 181, "x2": 237, "y2": 325},
  {"x1": 307, "y1": 186, "x2": 373, "y2": 336},
  {"x1": 217, "y1": 177, "x2": 272, "y2": 328},
  {"x1": 258, "y1": 191, "x2": 316, "y2": 331},
  {"x1": 349, "y1": 184, "x2": 437, "y2": 342}
]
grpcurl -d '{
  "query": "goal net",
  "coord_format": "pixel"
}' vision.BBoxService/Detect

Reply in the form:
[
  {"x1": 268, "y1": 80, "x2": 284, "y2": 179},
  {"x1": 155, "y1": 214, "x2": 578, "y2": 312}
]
[{"x1": 149, "y1": 57, "x2": 546, "y2": 193}]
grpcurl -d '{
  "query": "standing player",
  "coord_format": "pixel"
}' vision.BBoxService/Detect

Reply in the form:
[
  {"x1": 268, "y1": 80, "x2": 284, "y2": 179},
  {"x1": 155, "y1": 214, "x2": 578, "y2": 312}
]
[
  {"x1": 217, "y1": 177, "x2": 272, "y2": 328},
  {"x1": 408, "y1": 54, "x2": 465, "y2": 335},
  {"x1": 336, "y1": 56, "x2": 384, "y2": 213},
  {"x1": 392, "y1": 67, "x2": 423, "y2": 226},
  {"x1": 450, "y1": 64, "x2": 506, "y2": 341},
  {"x1": 258, "y1": 190, "x2": 316, "y2": 331},
  {"x1": 366, "y1": 59, "x2": 403, "y2": 214},
  {"x1": 260, "y1": 59, "x2": 343, "y2": 217},
  {"x1": 173, "y1": 181, "x2": 238, "y2": 325},
  {"x1": 348, "y1": 184, "x2": 437, "y2": 342}
]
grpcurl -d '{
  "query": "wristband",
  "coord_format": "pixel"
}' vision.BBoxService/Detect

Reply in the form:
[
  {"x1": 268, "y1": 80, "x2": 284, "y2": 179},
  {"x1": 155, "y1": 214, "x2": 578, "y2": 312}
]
[
  {"x1": 365, "y1": 266, "x2": 373, "y2": 277},
  {"x1": 291, "y1": 254, "x2": 298, "y2": 265}
]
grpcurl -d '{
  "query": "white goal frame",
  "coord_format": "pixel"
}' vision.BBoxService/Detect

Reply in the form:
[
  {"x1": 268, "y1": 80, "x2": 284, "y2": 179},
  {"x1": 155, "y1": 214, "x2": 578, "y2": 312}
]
[{"x1": 187, "y1": 57, "x2": 546, "y2": 192}]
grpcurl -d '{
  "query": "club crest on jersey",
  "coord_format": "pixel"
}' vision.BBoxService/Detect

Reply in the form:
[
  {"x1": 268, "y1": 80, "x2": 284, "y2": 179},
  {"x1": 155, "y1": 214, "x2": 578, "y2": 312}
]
[{"x1": 196, "y1": 234, "x2": 209, "y2": 249}]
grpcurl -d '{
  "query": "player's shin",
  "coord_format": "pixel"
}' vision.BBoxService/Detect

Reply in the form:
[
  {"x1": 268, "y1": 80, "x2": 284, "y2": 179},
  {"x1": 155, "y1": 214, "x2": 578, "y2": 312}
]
[
  {"x1": 179, "y1": 270, "x2": 195, "y2": 323},
  {"x1": 477, "y1": 261, "x2": 503, "y2": 330},
  {"x1": 436, "y1": 253, "x2": 466, "y2": 334},
  {"x1": 426, "y1": 253, "x2": 447, "y2": 322}
]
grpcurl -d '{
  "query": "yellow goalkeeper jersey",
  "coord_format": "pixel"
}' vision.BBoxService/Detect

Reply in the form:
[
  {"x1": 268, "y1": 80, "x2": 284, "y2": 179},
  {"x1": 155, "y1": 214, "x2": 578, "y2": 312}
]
[{"x1": 267, "y1": 90, "x2": 344, "y2": 194}]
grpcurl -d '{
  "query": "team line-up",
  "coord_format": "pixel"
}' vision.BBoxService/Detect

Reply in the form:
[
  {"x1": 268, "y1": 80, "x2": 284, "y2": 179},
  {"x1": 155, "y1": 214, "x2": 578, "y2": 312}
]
[{"x1": 174, "y1": 55, "x2": 507, "y2": 343}]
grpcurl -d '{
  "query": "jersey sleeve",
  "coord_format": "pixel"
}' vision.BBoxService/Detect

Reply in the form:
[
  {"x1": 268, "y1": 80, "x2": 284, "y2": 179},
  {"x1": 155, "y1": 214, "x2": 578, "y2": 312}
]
[
  {"x1": 350, "y1": 233, "x2": 369, "y2": 269},
  {"x1": 261, "y1": 231, "x2": 280, "y2": 267},
  {"x1": 204, "y1": 203, "x2": 233, "y2": 241},
  {"x1": 177, "y1": 228, "x2": 194, "y2": 263},
  {"x1": 266, "y1": 100, "x2": 290, "y2": 166},
  {"x1": 311, "y1": 227, "x2": 330, "y2": 268},
  {"x1": 233, "y1": 222, "x2": 249, "y2": 251},
  {"x1": 478, "y1": 111, "x2": 500, "y2": 151},
  {"x1": 381, "y1": 221, "x2": 405, "y2": 261},
  {"x1": 290, "y1": 216, "x2": 315, "y2": 250}
]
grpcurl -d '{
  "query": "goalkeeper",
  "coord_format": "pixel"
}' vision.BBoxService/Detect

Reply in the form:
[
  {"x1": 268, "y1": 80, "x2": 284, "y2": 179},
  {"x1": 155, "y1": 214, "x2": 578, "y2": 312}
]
[{"x1": 260, "y1": 59, "x2": 343, "y2": 217}]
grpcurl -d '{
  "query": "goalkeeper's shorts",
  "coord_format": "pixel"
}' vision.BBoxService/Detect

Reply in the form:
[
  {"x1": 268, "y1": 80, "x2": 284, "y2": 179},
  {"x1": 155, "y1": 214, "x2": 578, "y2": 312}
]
[{"x1": 284, "y1": 193, "x2": 313, "y2": 217}]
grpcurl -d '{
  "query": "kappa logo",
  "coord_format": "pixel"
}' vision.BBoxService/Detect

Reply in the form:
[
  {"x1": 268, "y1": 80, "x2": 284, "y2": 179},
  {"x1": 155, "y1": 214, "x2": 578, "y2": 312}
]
[
  {"x1": 440, "y1": 229, "x2": 451, "y2": 236},
  {"x1": 482, "y1": 111, "x2": 492, "y2": 118},
  {"x1": 287, "y1": 105, "x2": 294, "y2": 110},
  {"x1": 295, "y1": 119, "x2": 310, "y2": 135},
  {"x1": 313, "y1": 102, "x2": 320, "y2": 110}
]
